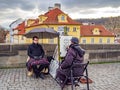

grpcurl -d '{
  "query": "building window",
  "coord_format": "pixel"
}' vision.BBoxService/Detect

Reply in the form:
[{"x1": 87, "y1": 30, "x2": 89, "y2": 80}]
[
  {"x1": 58, "y1": 26, "x2": 64, "y2": 35},
  {"x1": 50, "y1": 27, "x2": 54, "y2": 30},
  {"x1": 61, "y1": 15, "x2": 65, "y2": 21},
  {"x1": 91, "y1": 38, "x2": 94, "y2": 44},
  {"x1": 107, "y1": 38, "x2": 110, "y2": 44},
  {"x1": 82, "y1": 38, "x2": 86, "y2": 44},
  {"x1": 21, "y1": 36, "x2": 24, "y2": 40},
  {"x1": 48, "y1": 38, "x2": 54, "y2": 44},
  {"x1": 73, "y1": 27, "x2": 77, "y2": 32},
  {"x1": 99, "y1": 38, "x2": 102, "y2": 43},
  {"x1": 66, "y1": 27, "x2": 69, "y2": 32}
]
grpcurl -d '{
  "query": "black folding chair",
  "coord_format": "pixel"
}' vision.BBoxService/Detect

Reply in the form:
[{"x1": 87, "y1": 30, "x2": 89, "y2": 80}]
[{"x1": 58, "y1": 61, "x2": 90, "y2": 90}]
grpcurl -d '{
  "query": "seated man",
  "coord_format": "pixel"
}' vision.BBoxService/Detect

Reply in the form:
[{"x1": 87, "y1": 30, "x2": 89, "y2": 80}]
[
  {"x1": 56, "y1": 37, "x2": 85, "y2": 84},
  {"x1": 26, "y1": 36, "x2": 49, "y2": 79}
]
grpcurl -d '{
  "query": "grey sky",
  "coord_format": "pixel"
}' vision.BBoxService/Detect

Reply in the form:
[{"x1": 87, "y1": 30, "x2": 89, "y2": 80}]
[
  {"x1": 62, "y1": 0, "x2": 120, "y2": 8},
  {"x1": 0, "y1": 0, "x2": 120, "y2": 28}
]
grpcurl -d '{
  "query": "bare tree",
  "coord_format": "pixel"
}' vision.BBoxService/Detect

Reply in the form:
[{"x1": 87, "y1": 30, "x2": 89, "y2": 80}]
[
  {"x1": 104, "y1": 16, "x2": 120, "y2": 34},
  {"x1": 0, "y1": 26, "x2": 9, "y2": 43}
]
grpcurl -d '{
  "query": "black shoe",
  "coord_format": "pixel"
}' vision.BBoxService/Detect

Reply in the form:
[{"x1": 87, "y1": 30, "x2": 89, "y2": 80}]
[
  {"x1": 33, "y1": 74, "x2": 39, "y2": 78},
  {"x1": 36, "y1": 75, "x2": 39, "y2": 78},
  {"x1": 39, "y1": 73, "x2": 45, "y2": 79}
]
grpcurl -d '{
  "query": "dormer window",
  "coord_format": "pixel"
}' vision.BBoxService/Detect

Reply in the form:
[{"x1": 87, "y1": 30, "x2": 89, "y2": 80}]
[
  {"x1": 61, "y1": 15, "x2": 65, "y2": 21},
  {"x1": 58, "y1": 14, "x2": 68, "y2": 23},
  {"x1": 92, "y1": 28, "x2": 100, "y2": 35},
  {"x1": 38, "y1": 15, "x2": 47, "y2": 23}
]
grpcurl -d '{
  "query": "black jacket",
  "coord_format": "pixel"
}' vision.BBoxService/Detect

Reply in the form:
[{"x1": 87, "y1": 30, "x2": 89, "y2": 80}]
[{"x1": 27, "y1": 43, "x2": 45, "y2": 59}]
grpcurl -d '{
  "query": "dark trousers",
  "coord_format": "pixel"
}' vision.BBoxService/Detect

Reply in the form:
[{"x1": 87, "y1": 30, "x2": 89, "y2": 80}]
[
  {"x1": 32, "y1": 64, "x2": 49, "y2": 76},
  {"x1": 32, "y1": 65, "x2": 44, "y2": 76}
]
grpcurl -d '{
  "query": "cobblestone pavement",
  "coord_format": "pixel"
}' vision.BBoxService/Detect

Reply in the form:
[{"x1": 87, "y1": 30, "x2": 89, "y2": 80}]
[{"x1": 0, "y1": 63, "x2": 120, "y2": 90}]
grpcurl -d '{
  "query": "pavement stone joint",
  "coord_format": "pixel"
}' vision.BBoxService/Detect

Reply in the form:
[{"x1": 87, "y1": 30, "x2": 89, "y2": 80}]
[{"x1": 0, "y1": 63, "x2": 120, "y2": 90}]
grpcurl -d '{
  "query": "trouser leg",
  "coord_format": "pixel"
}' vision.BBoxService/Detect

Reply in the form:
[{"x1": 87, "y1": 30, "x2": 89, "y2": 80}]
[
  {"x1": 26, "y1": 59, "x2": 34, "y2": 71},
  {"x1": 38, "y1": 64, "x2": 49, "y2": 72},
  {"x1": 32, "y1": 65, "x2": 39, "y2": 77},
  {"x1": 56, "y1": 70, "x2": 66, "y2": 81},
  {"x1": 26, "y1": 62, "x2": 32, "y2": 71}
]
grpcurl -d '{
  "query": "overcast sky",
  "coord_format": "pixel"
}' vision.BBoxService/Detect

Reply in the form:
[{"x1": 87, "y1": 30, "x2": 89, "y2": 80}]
[{"x1": 0, "y1": 0, "x2": 120, "y2": 28}]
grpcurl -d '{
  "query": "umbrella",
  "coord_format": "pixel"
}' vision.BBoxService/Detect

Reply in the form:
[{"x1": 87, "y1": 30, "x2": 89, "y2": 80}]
[
  {"x1": 24, "y1": 28, "x2": 59, "y2": 39},
  {"x1": 24, "y1": 28, "x2": 60, "y2": 61}
]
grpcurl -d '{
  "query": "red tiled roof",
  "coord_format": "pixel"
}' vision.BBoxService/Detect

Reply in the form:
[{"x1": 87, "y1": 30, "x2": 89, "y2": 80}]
[
  {"x1": 14, "y1": 8, "x2": 81, "y2": 34},
  {"x1": 80, "y1": 25, "x2": 115, "y2": 37},
  {"x1": 43, "y1": 8, "x2": 80, "y2": 25},
  {"x1": 13, "y1": 21, "x2": 25, "y2": 35},
  {"x1": 26, "y1": 8, "x2": 81, "y2": 28}
]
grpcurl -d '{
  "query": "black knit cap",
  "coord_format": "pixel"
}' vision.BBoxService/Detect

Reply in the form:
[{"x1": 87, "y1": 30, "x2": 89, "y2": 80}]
[{"x1": 71, "y1": 37, "x2": 79, "y2": 44}]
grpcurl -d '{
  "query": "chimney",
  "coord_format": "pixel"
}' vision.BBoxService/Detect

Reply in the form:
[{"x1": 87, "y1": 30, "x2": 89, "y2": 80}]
[
  {"x1": 48, "y1": 7, "x2": 53, "y2": 11},
  {"x1": 54, "y1": 3, "x2": 61, "y2": 9}
]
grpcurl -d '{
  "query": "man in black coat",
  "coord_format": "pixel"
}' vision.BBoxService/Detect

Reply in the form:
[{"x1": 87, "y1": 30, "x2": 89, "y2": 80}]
[{"x1": 26, "y1": 36, "x2": 49, "y2": 79}]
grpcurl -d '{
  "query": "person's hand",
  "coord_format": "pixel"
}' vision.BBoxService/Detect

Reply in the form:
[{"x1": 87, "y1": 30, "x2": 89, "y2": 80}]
[
  {"x1": 34, "y1": 56, "x2": 39, "y2": 60},
  {"x1": 39, "y1": 56, "x2": 42, "y2": 59},
  {"x1": 65, "y1": 45, "x2": 69, "y2": 51},
  {"x1": 34, "y1": 56, "x2": 42, "y2": 60},
  {"x1": 60, "y1": 66, "x2": 62, "y2": 70},
  {"x1": 26, "y1": 56, "x2": 30, "y2": 62}
]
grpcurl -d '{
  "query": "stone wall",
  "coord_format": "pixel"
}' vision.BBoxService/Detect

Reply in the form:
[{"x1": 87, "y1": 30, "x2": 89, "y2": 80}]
[
  {"x1": 0, "y1": 44, "x2": 56, "y2": 67},
  {"x1": 0, "y1": 44, "x2": 120, "y2": 67},
  {"x1": 81, "y1": 44, "x2": 120, "y2": 63}
]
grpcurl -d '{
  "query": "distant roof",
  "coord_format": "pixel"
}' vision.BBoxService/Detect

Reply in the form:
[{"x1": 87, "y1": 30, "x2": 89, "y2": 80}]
[
  {"x1": 80, "y1": 25, "x2": 115, "y2": 37},
  {"x1": 13, "y1": 21, "x2": 25, "y2": 35}
]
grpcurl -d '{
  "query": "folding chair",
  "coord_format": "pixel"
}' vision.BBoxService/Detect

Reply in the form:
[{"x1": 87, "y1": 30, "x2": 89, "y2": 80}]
[{"x1": 58, "y1": 61, "x2": 89, "y2": 90}]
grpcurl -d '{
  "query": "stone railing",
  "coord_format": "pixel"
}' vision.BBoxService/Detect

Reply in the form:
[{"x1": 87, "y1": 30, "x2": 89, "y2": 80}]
[
  {"x1": 0, "y1": 44, "x2": 56, "y2": 67},
  {"x1": 0, "y1": 44, "x2": 120, "y2": 67}
]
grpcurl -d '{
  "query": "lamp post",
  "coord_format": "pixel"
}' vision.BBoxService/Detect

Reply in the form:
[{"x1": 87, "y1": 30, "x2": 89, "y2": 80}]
[
  {"x1": 9, "y1": 24, "x2": 13, "y2": 43},
  {"x1": 9, "y1": 18, "x2": 24, "y2": 44},
  {"x1": 9, "y1": 25, "x2": 13, "y2": 52}
]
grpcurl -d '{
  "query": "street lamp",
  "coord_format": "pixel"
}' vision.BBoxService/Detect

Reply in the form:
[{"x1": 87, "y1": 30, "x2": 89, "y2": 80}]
[{"x1": 9, "y1": 18, "x2": 24, "y2": 43}]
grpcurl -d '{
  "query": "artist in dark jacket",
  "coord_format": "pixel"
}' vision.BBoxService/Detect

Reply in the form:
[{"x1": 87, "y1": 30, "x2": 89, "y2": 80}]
[
  {"x1": 56, "y1": 37, "x2": 85, "y2": 83},
  {"x1": 26, "y1": 36, "x2": 49, "y2": 79}
]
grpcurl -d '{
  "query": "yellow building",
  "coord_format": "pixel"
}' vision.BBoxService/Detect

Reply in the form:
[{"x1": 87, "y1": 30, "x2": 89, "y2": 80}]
[
  {"x1": 25, "y1": 4, "x2": 81, "y2": 44},
  {"x1": 13, "y1": 3, "x2": 115, "y2": 44},
  {"x1": 80, "y1": 25, "x2": 115, "y2": 44}
]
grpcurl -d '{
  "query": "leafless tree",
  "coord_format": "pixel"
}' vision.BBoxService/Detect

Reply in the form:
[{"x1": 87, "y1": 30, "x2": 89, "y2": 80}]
[
  {"x1": 104, "y1": 16, "x2": 120, "y2": 34},
  {"x1": 0, "y1": 26, "x2": 9, "y2": 43}
]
